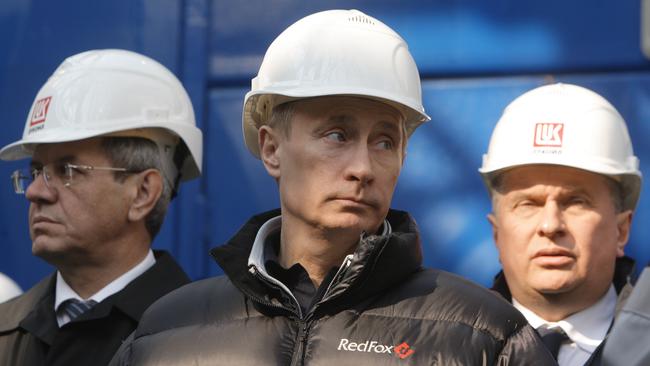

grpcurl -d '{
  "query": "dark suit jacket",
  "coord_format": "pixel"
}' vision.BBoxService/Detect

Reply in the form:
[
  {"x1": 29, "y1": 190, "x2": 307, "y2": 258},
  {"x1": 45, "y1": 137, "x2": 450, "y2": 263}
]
[
  {"x1": 600, "y1": 265, "x2": 650, "y2": 366},
  {"x1": 0, "y1": 250, "x2": 190, "y2": 366}
]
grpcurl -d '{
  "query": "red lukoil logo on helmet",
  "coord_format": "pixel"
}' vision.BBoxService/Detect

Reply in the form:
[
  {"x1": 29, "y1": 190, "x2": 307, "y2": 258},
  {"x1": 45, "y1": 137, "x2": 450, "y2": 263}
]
[
  {"x1": 533, "y1": 123, "x2": 563, "y2": 147},
  {"x1": 30, "y1": 96, "x2": 52, "y2": 127}
]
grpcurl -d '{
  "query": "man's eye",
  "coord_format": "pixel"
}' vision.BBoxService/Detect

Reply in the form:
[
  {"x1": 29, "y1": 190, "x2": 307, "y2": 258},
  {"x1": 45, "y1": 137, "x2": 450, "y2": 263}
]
[
  {"x1": 325, "y1": 131, "x2": 346, "y2": 142},
  {"x1": 514, "y1": 200, "x2": 537, "y2": 208},
  {"x1": 30, "y1": 168, "x2": 41, "y2": 180},
  {"x1": 377, "y1": 140, "x2": 393, "y2": 150},
  {"x1": 566, "y1": 196, "x2": 588, "y2": 206},
  {"x1": 54, "y1": 164, "x2": 69, "y2": 177},
  {"x1": 58, "y1": 164, "x2": 83, "y2": 178}
]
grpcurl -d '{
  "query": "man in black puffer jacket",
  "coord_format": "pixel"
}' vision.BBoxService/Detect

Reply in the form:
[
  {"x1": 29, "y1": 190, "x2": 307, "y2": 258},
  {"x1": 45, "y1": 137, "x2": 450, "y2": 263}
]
[
  {"x1": 112, "y1": 209, "x2": 555, "y2": 365},
  {"x1": 111, "y1": 9, "x2": 555, "y2": 366}
]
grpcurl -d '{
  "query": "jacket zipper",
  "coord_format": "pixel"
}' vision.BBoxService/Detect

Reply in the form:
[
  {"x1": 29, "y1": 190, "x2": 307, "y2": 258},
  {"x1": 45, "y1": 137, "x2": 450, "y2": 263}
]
[
  {"x1": 321, "y1": 254, "x2": 354, "y2": 301},
  {"x1": 290, "y1": 315, "x2": 314, "y2": 366},
  {"x1": 290, "y1": 255, "x2": 355, "y2": 366},
  {"x1": 251, "y1": 254, "x2": 356, "y2": 365},
  {"x1": 247, "y1": 266, "x2": 302, "y2": 317}
]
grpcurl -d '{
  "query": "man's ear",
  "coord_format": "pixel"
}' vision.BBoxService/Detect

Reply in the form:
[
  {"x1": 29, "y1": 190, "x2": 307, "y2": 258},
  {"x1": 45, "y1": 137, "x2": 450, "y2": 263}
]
[
  {"x1": 128, "y1": 169, "x2": 163, "y2": 222},
  {"x1": 487, "y1": 213, "x2": 499, "y2": 246},
  {"x1": 615, "y1": 210, "x2": 633, "y2": 257},
  {"x1": 259, "y1": 125, "x2": 281, "y2": 179},
  {"x1": 487, "y1": 212, "x2": 504, "y2": 265}
]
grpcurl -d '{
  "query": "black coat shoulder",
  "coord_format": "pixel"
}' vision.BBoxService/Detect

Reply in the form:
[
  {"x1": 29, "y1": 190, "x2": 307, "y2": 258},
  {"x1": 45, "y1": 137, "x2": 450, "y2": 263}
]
[
  {"x1": 373, "y1": 268, "x2": 529, "y2": 341},
  {"x1": 135, "y1": 275, "x2": 248, "y2": 337}
]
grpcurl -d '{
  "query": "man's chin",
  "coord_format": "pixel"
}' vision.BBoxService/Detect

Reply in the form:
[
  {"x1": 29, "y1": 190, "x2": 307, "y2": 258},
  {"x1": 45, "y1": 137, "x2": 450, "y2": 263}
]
[
  {"x1": 32, "y1": 239, "x2": 65, "y2": 261},
  {"x1": 322, "y1": 214, "x2": 382, "y2": 234},
  {"x1": 533, "y1": 277, "x2": 576, "y2": 295}
]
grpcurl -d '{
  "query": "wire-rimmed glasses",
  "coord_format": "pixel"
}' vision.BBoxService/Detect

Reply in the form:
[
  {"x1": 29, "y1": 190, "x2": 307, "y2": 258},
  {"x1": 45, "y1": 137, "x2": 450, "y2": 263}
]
[{"x1": 11, "y1": 163, "x2": 133, "y2": 194}]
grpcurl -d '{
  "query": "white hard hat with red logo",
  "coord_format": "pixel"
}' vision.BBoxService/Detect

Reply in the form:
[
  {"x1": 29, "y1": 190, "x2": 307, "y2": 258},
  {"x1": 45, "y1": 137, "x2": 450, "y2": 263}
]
[
  {"x1": 0, "y1": 49, "x2": 203, "y2": 185},
  {"x1": 479, "y1": 83, "x2": 642, "y2": 211},
  {"x1": 242, "y1": 9, "x2": 430, "y2": 158}
]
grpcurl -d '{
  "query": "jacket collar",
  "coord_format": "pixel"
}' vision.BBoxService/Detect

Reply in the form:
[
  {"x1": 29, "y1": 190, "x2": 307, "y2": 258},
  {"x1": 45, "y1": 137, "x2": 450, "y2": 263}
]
[
  {"x1": 0, "y1": 250, "x2": 189, "y2": 336},
  {"x1": 87, "y1": 250, "x2": 190, "y2": 322},
  {"x1": 211, "y1": 209, "x2": 423, "y2": 315}
]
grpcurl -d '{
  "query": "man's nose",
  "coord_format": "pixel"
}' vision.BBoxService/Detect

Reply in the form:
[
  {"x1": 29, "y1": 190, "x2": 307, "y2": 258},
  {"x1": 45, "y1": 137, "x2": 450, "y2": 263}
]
[
  {"x1": 25, "y1": 171, "x2": 57, "y2": 204},
  {"x1": 537, "y1": 200, "x2": 566, "y2": 238},
  {"x1": 345, "y1": 144, "x2": 375, "y2": 186}
]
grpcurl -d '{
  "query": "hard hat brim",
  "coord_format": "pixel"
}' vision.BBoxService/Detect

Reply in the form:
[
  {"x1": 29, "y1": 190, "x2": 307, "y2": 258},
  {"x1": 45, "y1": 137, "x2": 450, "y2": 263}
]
[
  {"x1": 242, "y1": 91, "x2": 430, "y2": 158},
  {"x1": 0, "y1": 122, "x2": 203, "y2": 182}
]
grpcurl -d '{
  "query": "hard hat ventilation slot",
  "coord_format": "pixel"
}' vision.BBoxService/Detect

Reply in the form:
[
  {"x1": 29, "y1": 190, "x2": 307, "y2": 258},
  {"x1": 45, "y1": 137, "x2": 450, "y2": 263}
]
[{"x1": 348, "y1": 15, "x2": 375, "y2": 25}]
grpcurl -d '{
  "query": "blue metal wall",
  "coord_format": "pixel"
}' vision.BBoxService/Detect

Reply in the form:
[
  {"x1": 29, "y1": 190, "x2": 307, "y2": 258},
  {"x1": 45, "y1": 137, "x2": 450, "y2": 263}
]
[{"x1": 1, "y1": 0, "x2": 648, "y2": 291}]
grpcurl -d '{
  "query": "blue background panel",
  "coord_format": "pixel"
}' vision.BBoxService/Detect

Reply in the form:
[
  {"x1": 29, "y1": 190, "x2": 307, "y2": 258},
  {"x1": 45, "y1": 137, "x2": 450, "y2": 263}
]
[{"x1": 209, "y1": 0, "x2": 646, "y2": 81}]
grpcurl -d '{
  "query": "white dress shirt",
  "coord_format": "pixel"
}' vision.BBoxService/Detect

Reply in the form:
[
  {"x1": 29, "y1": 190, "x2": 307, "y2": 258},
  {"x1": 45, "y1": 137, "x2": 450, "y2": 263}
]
[
  {"x1": 54, "y1": 250, "x2": 156, "y2": 327},
  {"x1": 513, "y1": 285, "x2": 617, "y2": 366}
]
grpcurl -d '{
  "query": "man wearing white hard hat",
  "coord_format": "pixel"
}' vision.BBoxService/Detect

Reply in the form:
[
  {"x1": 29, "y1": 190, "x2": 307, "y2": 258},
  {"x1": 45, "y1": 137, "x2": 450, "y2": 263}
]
[
  {"x1": 0, "y1": 49, "x2": 203, "y2": 365},
  {"x1": 482, "y1": 83, "x2": 642, "y2": 365},
  {"x1": 111, "y1": 10, "x2": 554, "y2": 365}
]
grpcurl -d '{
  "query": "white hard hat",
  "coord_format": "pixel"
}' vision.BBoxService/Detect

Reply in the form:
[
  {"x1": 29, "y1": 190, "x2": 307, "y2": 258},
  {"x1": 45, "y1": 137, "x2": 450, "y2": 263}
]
[
  {"x1": 0, "y1": 49, "x2": 203, "y2": 184},
  {"x1": 242, "y1": 9, "x2": 430, "y2": 158},
  {"x1": 479, "y1": 83, "x2": 642, "y2": 211}
]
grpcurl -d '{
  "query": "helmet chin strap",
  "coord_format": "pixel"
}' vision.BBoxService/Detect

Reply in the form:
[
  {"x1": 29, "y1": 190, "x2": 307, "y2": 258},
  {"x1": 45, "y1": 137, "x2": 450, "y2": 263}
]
[{"x1": 170, "y1": 142, "x2": 190, "y2": 200}]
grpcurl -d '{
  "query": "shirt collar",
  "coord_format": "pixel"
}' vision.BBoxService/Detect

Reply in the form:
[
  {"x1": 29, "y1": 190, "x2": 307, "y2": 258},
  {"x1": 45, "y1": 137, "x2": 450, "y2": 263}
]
[
  {"x1": 513, "y1": 284, "x2": 617, "y2": 352},
  {"x1": 248, "y1": 215, "x2": 283, "y2": 275},
  {"x1": 247, "y1": 216, "x2": 392, "y2": 273},
  {"x1": 246, "y1": 215, "x2": 392, "y2": 315},
  {"x1": 55, "y1": 249, "x2": 156, "y2": 311}
]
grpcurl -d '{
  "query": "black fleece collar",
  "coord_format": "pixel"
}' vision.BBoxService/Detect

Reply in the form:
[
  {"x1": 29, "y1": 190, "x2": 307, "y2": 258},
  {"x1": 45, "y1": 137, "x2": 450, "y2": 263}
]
[{"x1": 210, "y1": 209, "x2": 423, "y2": 316}]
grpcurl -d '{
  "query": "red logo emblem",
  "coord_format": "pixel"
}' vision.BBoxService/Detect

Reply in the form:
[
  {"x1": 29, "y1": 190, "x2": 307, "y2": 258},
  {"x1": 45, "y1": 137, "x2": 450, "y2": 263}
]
[
  {"x1": 533, "y1": 123, "x2": 563, "y2": 147},
  {"x1": 30, "y1": 96, "x2": 52, "y2": 126},
  {"x1": 394, "y1": 342, "x2": 415, "y2": 359}
]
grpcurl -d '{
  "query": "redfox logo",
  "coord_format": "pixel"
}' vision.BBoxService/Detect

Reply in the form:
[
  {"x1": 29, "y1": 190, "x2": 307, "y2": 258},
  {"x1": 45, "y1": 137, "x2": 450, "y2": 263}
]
[
  {"x1": 533, "y1": 123, "x2": 563, "y2": 147},
  {"x1": 30, "y1": 96, "x2": 52, "y2": 126},
  {"x1": 394, "y1": 342, "x2": 415, "y2": 359},
  {"x1": 337, "y1": 338, "x2": 415, "y2": 359}
]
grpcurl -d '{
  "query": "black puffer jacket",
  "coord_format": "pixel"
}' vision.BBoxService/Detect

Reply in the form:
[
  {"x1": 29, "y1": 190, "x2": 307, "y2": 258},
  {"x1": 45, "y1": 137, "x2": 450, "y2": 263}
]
[{"x1": 111, "y1": 210, "x2": 555, "y2": 365}]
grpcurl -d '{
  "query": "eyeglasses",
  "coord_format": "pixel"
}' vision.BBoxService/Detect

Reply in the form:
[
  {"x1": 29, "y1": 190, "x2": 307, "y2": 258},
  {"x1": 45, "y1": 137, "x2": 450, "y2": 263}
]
[{"x1": 11, "y1": 163, "x2": 134, "y2": 194}]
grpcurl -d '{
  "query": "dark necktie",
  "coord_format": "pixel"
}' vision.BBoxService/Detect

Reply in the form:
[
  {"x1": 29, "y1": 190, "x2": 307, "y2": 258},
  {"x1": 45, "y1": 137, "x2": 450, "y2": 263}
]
[
  {"x1": 537, "y1": 325, "x2": 570, "y2": 360},
  {"x1": 59, "y1": 298, "x2": 98, "y2": 321}
]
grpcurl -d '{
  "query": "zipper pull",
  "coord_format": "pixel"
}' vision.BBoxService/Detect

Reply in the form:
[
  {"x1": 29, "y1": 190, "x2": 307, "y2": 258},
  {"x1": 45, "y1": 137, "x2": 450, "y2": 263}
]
[{"x1": 300, "y1": 320, "x2": 310, "y2": 342}]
